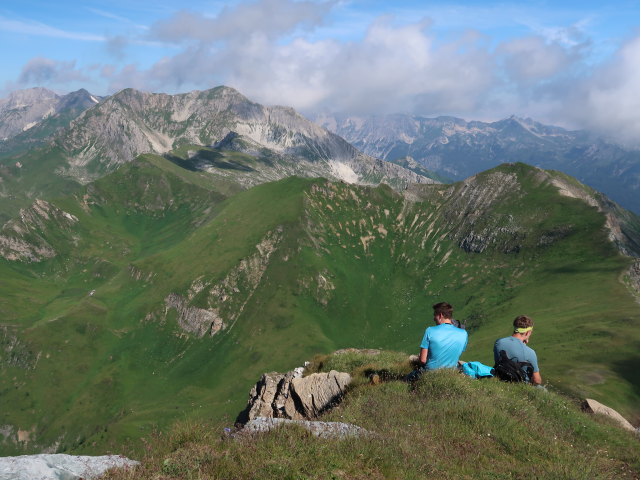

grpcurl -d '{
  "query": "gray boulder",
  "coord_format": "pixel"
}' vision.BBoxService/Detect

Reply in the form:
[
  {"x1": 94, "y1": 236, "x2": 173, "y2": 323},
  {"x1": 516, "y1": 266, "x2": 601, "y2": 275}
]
[
  {"x1": 236, "y1": 368, "x2": 351, "y2": 424},
  {"x1": 0, "y1": 454, "x2": 138, "y2": 480},
  {"x1": 582, "y1": 398, "x2": 637, "y2": 432}
]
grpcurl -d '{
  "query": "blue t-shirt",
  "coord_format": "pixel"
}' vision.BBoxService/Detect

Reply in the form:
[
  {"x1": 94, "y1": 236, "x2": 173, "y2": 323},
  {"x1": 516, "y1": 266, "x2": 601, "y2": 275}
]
[
  {"x1": 420, "y1": 323, "x2": 468, "y2": 370},
  {"x1": 493, "y1": 336, "x2": 539, "y2": 373}
]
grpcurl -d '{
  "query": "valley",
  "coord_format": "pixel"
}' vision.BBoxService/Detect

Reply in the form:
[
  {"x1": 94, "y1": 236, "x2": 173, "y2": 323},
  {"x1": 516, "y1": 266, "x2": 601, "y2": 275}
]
[{"x1": 0, "y1": 152, "x2": 639, "y2": 454}]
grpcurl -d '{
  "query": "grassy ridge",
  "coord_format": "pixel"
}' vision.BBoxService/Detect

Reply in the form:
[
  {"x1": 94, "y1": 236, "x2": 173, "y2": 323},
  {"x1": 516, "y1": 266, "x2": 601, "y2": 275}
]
[
  {"x1": 0, "y1": 160, "x2": 639, "y2": 455},
  {"x1": 102, "y1": 352, "x2": 640, "y2": 479}
]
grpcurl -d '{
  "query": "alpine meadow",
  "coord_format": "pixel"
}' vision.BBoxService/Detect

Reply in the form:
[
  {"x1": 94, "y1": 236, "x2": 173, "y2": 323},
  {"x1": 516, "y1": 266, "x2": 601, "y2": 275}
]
[{"x1": 0, "y1": 84, "x2": 639, "y2": 478}]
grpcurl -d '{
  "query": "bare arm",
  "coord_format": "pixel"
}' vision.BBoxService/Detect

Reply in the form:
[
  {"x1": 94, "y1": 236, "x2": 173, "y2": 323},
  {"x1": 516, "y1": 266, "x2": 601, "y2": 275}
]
[
  {"x1": 419, "y1": 348, "x2": 428, "y2": 366},
  {"x1": 531, "y1": 372, "x2": 542, "y2": 386}
]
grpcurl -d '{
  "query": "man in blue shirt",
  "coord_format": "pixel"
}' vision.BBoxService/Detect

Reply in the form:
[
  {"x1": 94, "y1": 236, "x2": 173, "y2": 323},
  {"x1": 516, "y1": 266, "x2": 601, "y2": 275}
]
[
  {"x1": 406, "y1": 302, "x2": 468, "y2": 381},
  {"x1": 493, "y1": 315, "x2": 542, "y2": 385}
]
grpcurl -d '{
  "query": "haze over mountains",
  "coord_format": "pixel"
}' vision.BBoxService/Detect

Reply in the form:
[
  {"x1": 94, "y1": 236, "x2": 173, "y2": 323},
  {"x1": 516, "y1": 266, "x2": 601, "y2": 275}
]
[
  {"x1": 317, "y1": 113, "x2": 640, "y2": 214},
  {"x1": 3, "y1": 86, "x2": 640, "y2": 214},
  {"x1": 0, "y1": 85, "x2": 639, "y2": 456}
]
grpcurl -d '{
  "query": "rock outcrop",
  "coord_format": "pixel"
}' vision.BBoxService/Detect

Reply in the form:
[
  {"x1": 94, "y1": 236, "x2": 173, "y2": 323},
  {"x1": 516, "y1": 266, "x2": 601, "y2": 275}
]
[
  {"x1": 0, "y1": 199, "x2": 78, "y2": 262},
  {"x1": 164, "y1": 293, "x2": 225, "y2": 337},
  {"x1": 582, "y1": 398, "x2": 637, "y2": 433},
  {"x1": 0, "y1": 454, "x2": 138, "y2": 480},
  {"x1": 239, "y1": 417, "x2": 370, "y2": 439},
  {"x1": 161, "y1": 228, "x2": 282, "y2": 336},
  {"x1": 290, "y1": 371, "x2": 352, "y2": 419},
  {"x1": 237, "y1": 368, "x2": 351, "y2": 425}
]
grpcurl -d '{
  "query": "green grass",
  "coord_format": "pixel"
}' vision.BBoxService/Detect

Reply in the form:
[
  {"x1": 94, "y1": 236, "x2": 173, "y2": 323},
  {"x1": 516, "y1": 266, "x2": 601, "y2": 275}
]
[
  {"x1": 0, "y1": 161, "x2": 639, "y2": 456},
  {"x1": 101, "y1": 353, "x2": 640, "y2": 480}
]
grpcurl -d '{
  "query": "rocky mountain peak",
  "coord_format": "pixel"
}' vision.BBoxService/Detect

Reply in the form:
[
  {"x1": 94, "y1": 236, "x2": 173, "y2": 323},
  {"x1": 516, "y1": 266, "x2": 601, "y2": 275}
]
[
  {"x1": 0, "y1": 88, "x2": 61, "y2": 140},
  {"x1": 51, "y1": 86, "x2": 437, "y2": 188},
  {"x1": 1, "y1": 87, "x2": 59, "y2": 108},
  {"x1": 321, "y1": 111, "x2": 640, "y2": 213},
  {"x1": 0, "y1": 87, "x2": 101, "y2": 143}
]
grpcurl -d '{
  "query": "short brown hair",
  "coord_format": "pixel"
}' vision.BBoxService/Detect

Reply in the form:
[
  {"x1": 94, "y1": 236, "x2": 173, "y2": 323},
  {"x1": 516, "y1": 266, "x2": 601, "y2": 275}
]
[
  {"x1": 513, "y1": 315, "x2": 534, "y2": 330},
  {"x1": 433, "y1": 302, "x2": 453, "y2": 319}
]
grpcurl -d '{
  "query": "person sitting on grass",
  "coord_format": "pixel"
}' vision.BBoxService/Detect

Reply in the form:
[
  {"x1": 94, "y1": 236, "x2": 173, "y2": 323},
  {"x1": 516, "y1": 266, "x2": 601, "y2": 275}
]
[
  {"x1": 493, "y1": 315, "x2": 542, "y2": 385},
  {"x1": 406, "y1": 302, "x2": 468, "y2": 382}
]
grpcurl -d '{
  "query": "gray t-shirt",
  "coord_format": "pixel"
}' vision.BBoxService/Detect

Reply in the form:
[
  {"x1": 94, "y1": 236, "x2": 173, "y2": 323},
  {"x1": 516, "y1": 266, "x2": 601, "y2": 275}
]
[{"x1": 493, "y1": 336, "x2": 539, "y2": 373}]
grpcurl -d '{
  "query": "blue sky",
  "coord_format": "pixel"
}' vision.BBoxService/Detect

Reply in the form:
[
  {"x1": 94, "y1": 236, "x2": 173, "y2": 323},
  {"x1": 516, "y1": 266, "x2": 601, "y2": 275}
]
[{"x1": 2, "y1": 0, "x2": 640, "y2": 143}]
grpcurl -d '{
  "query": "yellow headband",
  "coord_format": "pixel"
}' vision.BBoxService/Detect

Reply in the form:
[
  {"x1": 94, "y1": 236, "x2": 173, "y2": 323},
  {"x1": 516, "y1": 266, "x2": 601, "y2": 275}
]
[{"x1": 515, "y1": 327, "x2": 533, "y2": 334}]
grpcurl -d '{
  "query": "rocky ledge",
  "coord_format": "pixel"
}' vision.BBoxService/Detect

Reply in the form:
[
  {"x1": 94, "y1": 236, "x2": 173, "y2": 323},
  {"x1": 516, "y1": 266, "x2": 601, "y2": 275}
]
[
  {"x1": 238, "y1": 417, "x2": 371, "y2": 439},
  {"x1": 0, "y1": 454, "x2": 138, "y2": 480}
]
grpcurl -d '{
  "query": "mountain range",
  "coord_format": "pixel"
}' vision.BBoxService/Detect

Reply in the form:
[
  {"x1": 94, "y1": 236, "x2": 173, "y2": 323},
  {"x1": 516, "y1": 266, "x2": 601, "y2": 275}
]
[
  {"x1": 0, "y1": 86, "x2": 639, "y2": 455},
  {"x1": 0, "y1": 87, "x2": 436, "y2": 224},
  {"x1": 317, "y1": 113, "x2": 640, "y2": 214},
  {"x1": 0, "y1": 88, "x2": 101, "y2": 157}
]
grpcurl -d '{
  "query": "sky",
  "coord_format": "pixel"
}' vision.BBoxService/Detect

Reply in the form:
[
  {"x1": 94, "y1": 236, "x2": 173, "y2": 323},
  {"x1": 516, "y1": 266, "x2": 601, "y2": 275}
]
[{"x1": 2, "y1": 0, "x2": 640, "y2": 144}]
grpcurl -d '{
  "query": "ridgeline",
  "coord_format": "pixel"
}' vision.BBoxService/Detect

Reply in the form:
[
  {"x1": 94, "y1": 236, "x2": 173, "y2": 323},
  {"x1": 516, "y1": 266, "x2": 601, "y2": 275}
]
[{"x1": 101, "y1": 350, "x2": 640, "y2": 480}]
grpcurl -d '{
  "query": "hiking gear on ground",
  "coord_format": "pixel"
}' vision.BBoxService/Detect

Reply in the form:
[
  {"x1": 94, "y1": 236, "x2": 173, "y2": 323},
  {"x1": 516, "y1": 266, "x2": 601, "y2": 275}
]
[
  {"x1": 461, "y1": 361, "x2": 494, "y2": 379},
  {"x1": 494, "y1": 350, "x2": 534, "y2": 383}
]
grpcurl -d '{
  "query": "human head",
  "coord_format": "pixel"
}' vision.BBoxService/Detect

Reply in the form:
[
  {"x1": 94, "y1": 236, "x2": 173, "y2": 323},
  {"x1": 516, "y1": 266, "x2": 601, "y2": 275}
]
[
  {"x1": 433, "y1": 302, "x2": 453, "y2": 320},
  {"x1": 513, "y1": 315, "x2": 534, "y2": 335}
]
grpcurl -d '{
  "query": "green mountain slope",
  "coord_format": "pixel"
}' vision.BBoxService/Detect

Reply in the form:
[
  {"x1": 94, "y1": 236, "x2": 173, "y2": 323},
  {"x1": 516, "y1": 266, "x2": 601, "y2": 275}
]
[
  {"x1": 102, "y1": 354, "x2": 640, "y2": 480},
  {"x1": 0, "y1": 160, "x2": 638, "y2": 455}
]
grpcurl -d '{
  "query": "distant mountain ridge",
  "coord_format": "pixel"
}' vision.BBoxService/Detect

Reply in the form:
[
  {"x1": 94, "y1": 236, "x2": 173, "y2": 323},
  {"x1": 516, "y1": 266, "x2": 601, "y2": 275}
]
[
  {"x1": 0, "y1": 87, "x2": 438, "y2": 223},
  {"x1": 317, "y1": 113, "x2": 640, "y2": 213},
  {"x1": 0, "y1": 87, "x2": 100, "y2": 141},
  {"x1": 54, "y1": 86, "x2": 436, "y2": 187}
]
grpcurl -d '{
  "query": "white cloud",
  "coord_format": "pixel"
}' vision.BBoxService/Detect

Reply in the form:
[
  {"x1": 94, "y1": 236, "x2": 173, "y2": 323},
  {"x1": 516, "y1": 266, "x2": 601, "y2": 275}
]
[
  {"x1": 17, "y1": 57, "x2": 89, "y2": 86},
  {"x1": 149, "y1": 0, "x2": 334, "y2": 43},
  {"x1": 567, "y1": 35, "x2": 640, "y2": 146},
  {"x1": 0, "y1": 15, "x2": 104, "y2": 41},
  {"x1": 107, "y1": 9, "x2": 496, "y2": 116},
  {"x1": 85, "y1": 7, "x2": 149, "y2": 30},
  {"x1": 8, "y1": 0, "x2": 636, "y2": 146},
  {"x1": 499, "y1": 36, "x2": 575, "y2": 82}
]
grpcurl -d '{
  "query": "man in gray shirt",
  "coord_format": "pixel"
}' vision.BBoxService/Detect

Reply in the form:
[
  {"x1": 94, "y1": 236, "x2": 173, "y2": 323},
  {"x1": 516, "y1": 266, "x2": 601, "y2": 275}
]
[{"x1": 493, "y1": 315, "x2": 542, "y2": 385}]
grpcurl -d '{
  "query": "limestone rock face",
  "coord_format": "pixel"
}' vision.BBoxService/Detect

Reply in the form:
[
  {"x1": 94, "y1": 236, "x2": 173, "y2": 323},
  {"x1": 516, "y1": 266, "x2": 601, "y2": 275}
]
[
  {"x1": 582, "y1": 398, "x2": 636, "y2": 432},
  {"x1": 237, "y1": 368, "x2": 351, "y2": 425},
  {"x1": 0, "y1": 199, "x2": 78, "y2": 262},
  {"x1": 0, "y1": 454, "x2": 138, "y2": 480},
  {"x1": 51, "y1": 86, "x2": 436, "y2": 189}
]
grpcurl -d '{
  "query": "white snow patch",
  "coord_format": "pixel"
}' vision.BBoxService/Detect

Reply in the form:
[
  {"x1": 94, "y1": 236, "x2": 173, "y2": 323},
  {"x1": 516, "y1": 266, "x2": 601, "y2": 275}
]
[
  {"x1": 329, "y1": 161, "x2": 359, "y2": 183},
  {"x1": 22, "y1": 122, "x2": 37, "y2": 132}
]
